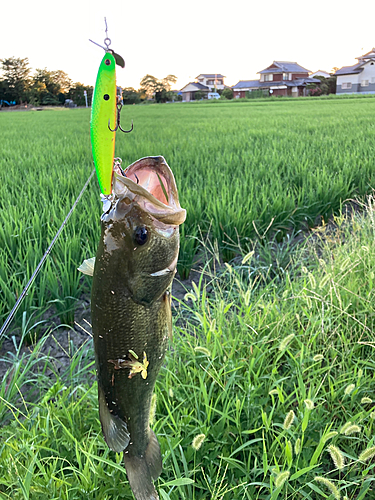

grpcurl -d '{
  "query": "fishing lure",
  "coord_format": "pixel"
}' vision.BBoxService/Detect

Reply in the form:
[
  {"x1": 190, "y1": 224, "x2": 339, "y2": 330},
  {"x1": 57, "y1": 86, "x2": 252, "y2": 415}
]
[{"x1": 90, "y1": 21, "x2": 132, "y2": 195}]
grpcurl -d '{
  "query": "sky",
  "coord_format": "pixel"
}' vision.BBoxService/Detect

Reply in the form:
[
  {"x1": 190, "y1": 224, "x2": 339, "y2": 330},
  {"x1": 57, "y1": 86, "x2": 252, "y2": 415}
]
[{"x1": 1, "y1": 0, "x2": 374, "y2": 90}]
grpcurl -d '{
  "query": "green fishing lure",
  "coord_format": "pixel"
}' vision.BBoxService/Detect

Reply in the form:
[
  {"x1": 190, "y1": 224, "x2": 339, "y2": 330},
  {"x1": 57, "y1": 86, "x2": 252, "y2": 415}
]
[{"x1": 90, "y1": 52, "x2": 117, "y2": 195}]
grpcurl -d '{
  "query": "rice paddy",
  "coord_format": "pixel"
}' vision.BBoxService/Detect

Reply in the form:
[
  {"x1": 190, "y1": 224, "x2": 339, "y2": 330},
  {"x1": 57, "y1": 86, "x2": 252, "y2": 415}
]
[{"x1": 0, "y1": 96, "x2": 375, "y2": 499}]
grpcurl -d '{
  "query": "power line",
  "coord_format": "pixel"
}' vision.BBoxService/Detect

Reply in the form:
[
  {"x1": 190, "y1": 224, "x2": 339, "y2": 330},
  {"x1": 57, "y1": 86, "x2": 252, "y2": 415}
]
[{"x1": 0, "y1": 168, "x2": 96, "y2": 340}]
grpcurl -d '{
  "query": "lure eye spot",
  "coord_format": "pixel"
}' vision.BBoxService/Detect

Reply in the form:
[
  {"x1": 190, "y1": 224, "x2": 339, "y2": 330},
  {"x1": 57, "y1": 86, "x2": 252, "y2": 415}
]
[
  {"x1": 103, "y1": 94, "x2": 110, "y2": 101},
  {"x1": 105, "y1": 59, "x2": 111, "y2": 66},
  {"x1": 134, "y1": 227, "x2": 148, "y2": 246}
]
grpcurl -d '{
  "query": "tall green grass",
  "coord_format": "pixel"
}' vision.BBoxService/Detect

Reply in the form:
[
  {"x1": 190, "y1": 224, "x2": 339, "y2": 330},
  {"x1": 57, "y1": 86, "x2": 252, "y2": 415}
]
[
  {"x1": 1, "y1": 97, "x2": 375, "y2": 326},
  {"x1": 1, "y1": 197, "x2": 375, "y2": 499}
]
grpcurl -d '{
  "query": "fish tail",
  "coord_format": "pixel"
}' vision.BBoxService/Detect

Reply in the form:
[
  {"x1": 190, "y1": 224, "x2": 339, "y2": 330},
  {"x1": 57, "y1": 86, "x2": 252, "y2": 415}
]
[{"x1": 123, "y1": 429, "x2": 162, "y2": 500}]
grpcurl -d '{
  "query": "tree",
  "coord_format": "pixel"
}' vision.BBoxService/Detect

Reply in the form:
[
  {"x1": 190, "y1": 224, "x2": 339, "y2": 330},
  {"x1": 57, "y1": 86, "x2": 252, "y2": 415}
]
[
  {"x1": 41, "y1": 93, "x2": 60, "y2": 105},
  {"x1": 307, "y1": 75, "x2": 336, "y2": 96},
  {"x1": 33, "y1": 68, "x2": 72, "y2": 95},
  {"x1": 27, "y1": 80, "x2": 47, "y2": 105},
  {"x1": 221, "y1": 87, "x2": 233, "y2": 99},
  {"x1": 0, "y1": 57, "x2": 31, "y2": 103},
  {"x1": 161, "y1": 74, "x2": 177, "y2": 91},
  {"x1": 194, "y1": 90, "x2": 205, "y2": 100},
  {"x1": 68, "y1": 83, "x2": 93, "y2": 106},
  {"x1": 139, "y1": 74, "x2": 178, "y2": 101},
  {"x1": 139, "y1": 74, "x2": 160, "y2": 99},
  {"x1": 122, "y1": 87, "x2": 140, "y2": 105},
  {"x1": 27, "y1": 69, "x2": 73, "y2": 106}
]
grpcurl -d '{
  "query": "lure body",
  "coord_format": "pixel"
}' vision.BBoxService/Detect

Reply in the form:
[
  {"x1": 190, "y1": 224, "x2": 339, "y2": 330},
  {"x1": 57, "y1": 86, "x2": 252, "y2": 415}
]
[{"x1": 91, "y1": 52, "x2": 117, "y2": 195}]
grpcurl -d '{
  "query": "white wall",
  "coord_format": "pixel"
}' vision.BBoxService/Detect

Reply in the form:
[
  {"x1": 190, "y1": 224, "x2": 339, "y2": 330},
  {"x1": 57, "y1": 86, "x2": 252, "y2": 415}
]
[
  {"x1": 360, "y1": 61, "x2": 375, "y2": 83},
  {"x1": 337, "y1": 72, "x2": 360, "y2": 87},
  {"x1": 196, "y1": 75, "x2": 225, "y2": 89}
]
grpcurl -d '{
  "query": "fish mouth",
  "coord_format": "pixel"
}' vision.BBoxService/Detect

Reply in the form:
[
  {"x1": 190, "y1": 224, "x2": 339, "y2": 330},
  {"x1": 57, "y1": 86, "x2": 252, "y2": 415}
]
[{"x1": 113, "y1": 156, "x2": 186, "y2": 226}]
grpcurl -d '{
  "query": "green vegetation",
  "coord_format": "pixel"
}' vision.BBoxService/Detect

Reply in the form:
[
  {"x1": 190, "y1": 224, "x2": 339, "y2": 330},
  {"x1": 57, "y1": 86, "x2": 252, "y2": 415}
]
[
  {"x1": 1, "y1": 197, "x2": 375, "y2": 498},
  {"x1": 0, "y1": 57, "x2": 92, "y2": 107},
  {"x1": 0, "y1": 96, "x2": 375, "y2": 498},
  {"x1": 0, "y1": 57, "x2": 179, "y2": 106},
  {"x1": 1, "y1": 97, "x2": 375, "y2": 325}
]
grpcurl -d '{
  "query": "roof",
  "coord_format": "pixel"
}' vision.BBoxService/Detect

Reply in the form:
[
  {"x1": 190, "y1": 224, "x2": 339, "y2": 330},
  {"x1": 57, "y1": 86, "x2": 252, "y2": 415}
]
[
  {"x1": 196, "y1": 74, "x2": 225, "y2": 79},
  {"x1": 310, "y1": 70, "x2": 331, "y2": 77},
  {"x1": 336, "y1": 48, "x2": 375, "y2": 75},
  {"x1": 357, "y1": 47, "x2": 375, "y2": 60},
  {"x1": 180, "y1": 82, "x2": 210, "y2": 92},
  {"x1": 232, "y1": 77, "x2": 320, "y2": 90},
  {"x1": 334, "y1": 64, "x2": 362, "y2": 75},
  {"x1": 258, "y1": 61, "x2": 310, "y2": 74},
  {"x1": 281, "y1": 78, "x2": 320, "y2": 86},
  {"x1": 232, "y1": 80, "x2": 260, "y2": 89}
]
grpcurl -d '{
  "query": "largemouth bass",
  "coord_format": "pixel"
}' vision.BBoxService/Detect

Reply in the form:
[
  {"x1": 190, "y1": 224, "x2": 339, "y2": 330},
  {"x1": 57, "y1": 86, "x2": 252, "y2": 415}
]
[{"x1": 88, "y1": 156, "x2": 186, "y2": 500}]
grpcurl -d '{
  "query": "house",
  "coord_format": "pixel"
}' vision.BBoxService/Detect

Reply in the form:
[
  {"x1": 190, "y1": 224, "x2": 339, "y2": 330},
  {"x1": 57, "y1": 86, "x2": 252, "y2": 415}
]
[
  {"x1": 195, "y1": 74, "x2": 225, "y2": 91},
  {"x1": 180, "y1": 74, "x2": 226, "y2": 102},
  {"x1": 310, "y1": 70, "x2": 331, "y2": 78},
  {"x1": 231, "y1": 80, "x2": 262, "y2": 98},
  {"x1": 335, "y1": 48, "x2": 375, "y2": 95},
  {"x1": 232, "y1": 61, "x2": 320, "y2": 98}
]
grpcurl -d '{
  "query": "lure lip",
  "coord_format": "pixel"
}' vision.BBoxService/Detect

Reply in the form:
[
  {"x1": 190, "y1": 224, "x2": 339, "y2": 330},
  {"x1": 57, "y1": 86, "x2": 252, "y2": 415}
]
[
  {"x1": 111, "y1": 50, "x2": 125, "y2": 68},
  {"x1": 89, "y1": 39, "x2": 125, "y2": 68}
]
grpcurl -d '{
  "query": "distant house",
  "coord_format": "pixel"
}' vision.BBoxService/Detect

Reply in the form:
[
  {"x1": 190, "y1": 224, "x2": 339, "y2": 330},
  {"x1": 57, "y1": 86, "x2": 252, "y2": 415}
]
[
  {"x1": 335, "y1": 48, "x2": 375, "y2": 95},
  {"x1": 195, "y1": 74, "x2": 225, "y2": 91},
  {"x1": 310, "y1": 70, "x2": 331, "y2": 78},
  {"x1": 180, "y1": 74, "x2": 226, "y2": 102},
  {"x1": 232, "y1": 61, "x2": 320, "y2": 98}
]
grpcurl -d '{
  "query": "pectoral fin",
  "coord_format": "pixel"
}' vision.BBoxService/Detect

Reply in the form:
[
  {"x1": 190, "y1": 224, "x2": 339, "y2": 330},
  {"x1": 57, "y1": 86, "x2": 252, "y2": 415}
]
[
  {"x1": 98, "y1": 385, "x2": 130, "y2": 453},
  {"x1": 78, "y1": 257, "x2": 96, "y2": 276}
]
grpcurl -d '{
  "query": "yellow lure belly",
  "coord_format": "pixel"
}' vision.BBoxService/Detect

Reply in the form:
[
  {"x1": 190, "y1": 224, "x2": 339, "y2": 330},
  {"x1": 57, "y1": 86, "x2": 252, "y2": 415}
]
[{"x1": 91, "y1": 52, "x2": 117, "y2": 195}]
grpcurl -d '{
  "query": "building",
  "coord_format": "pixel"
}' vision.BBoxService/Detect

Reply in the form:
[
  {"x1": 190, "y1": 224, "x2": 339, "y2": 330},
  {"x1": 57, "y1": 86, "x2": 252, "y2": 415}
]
[
  {"x1": 195, "y1": 74, "x2": 225, "y2": 91},
  {"x1": 310, "y1": 70, "x2": 331, "y2": 78},
  {"x1": 232, "y1": 61, "x2": 320, "y2": 98},
  {"x1": 180, "y1": 74, "x2": 225, "y2": 102},
  {"x1": 335, "y1": 48, "x2": 375, "y2": 95}
]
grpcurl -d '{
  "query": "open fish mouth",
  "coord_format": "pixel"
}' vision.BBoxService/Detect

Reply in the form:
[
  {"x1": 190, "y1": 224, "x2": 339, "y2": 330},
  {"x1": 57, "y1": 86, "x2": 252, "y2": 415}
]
[{"x1": 111, "y1": 156, "x2": 186, "y2": 226}]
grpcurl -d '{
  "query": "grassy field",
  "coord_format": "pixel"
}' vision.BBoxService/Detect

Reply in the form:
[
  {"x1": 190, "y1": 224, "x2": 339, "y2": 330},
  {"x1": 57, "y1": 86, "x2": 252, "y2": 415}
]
[
  {"x1": 1, "y1": 200, "x2": 375, "y2": 499},
  {"x1": 0, "y1": 97, "x2": 375, "y2": 499},
  {"x1": 1, "y1": 97, "x2": 375, "y2": 326}
]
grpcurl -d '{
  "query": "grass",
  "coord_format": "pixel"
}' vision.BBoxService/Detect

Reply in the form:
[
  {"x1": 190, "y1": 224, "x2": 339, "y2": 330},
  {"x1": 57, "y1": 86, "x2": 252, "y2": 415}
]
[
  {"x1": 1, "y1": 97, "x2": 375, "y2": 498},
  {"x1": 1, "y1": 195, "x2": 375, "y2": 499},
  {"x1": 1, "y1": 97, "x2": 375, "y2": 328}
]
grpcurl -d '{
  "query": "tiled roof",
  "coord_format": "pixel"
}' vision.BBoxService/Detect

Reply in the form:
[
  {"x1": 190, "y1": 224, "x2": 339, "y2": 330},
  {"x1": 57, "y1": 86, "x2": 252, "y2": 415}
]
[
  {"x1": 334, "y1": 64, "x2": 362, "y2": 75},
  {"x1": 281, "y1": 78, "x2": 320, "y2": 86},
  {"x1": 357, "y1": 48, "x2": 375, "y2": 59},
  {"x1": 196, "y1": 74, "x2": 225, "y2": 78},
  {"x1": 232, "y1": 80, "x2": 260, "y2": 89},
  {"x1": 180, "y1": 82, "x2": 210, "y2": 92},
  {"x1": 194, "y1": 82, "x2": 210, "y2": 90},
  {"x1": 259, "y1": 61, "x2": 310, "y2": 74},
  {"x1": 232, "y1": 77, "x2": 320, "y2": 90}
]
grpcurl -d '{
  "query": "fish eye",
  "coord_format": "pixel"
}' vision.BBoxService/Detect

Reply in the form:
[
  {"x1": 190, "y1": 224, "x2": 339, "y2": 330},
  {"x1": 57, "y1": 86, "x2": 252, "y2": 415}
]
[
  {"x1": 105, "y1": 59, "x2": 111, "y2": 66},
  {"x1": 134, "y1": 226, "x2": 148, "y2": 246},
  {"x1": 103, "y1": 94, "x2": 110, "y2": 101}
]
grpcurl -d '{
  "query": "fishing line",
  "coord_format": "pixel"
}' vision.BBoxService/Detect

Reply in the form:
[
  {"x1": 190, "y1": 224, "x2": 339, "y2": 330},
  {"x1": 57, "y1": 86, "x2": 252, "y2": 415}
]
[{"x1": 0, "y1": 169, "x2": 96, "y2": 340}]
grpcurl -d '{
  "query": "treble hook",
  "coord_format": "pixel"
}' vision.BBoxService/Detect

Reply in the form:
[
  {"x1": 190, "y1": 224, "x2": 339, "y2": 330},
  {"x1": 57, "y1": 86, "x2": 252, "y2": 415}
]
[{"x1": 108, "y1": 103, "x2": 134, "y2": 133}]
